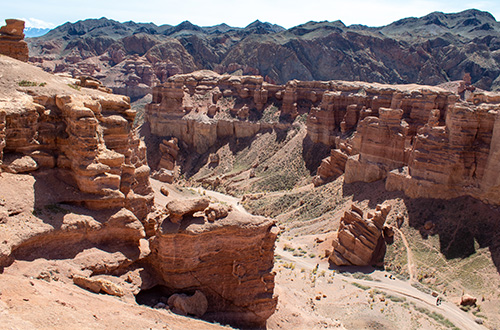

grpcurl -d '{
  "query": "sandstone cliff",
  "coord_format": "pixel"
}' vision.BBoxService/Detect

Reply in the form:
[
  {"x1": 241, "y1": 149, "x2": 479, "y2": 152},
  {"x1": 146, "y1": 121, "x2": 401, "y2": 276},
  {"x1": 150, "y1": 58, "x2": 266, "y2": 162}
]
[
  {"x1": 145, "y1": 69, "x2": 500, "y2": 209},
  {"x1": 145, "y1": 70, "x2": 290, "y2": 155},
  {"x1": 336, "y1": 83, "x2": 500, "y2": 204},
  {"x1": 0, "y1": 55, "x2": 153, "y2": 217},
  {"x1": 147, "y1": 207, "x2": 278, "y2": 328}
]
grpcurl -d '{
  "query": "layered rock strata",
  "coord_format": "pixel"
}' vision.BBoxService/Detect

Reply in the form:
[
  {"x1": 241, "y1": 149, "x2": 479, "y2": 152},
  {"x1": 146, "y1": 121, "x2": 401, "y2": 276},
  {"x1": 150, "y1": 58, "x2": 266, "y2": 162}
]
[
  {"x1": 152, "y1": 137, "x2": 179, "y2": 183},
  {"x1": 386, "y1": 100, "x2": 500, "y2": 204},
  {"x1": 146, "y1": 71, "x2": 453, "y2": 155},
  {"x1": 0, "y1": 57, "x2": 279, "y2": 329},
  {"x1": 0, "y1": 55, "x2": 153, "y2": 218},
  {"x1": 146, "y1": 70, "x2": 288, "y2": 154},
  {"x1": 147, "y1": 210, "x2": 278, "y2": 329},
  {"x1": 313, "y1": 148, "x2": 348, "y2": 186},
  {"x1": 0, "y1": 19, "x2": 28, "y2": 62},
  {"x1": 336, "y1": 85, "x2": 500, "y2": 204},
  {"x1": 330, "y1": 203, "x2": 391, "y2": 266}
]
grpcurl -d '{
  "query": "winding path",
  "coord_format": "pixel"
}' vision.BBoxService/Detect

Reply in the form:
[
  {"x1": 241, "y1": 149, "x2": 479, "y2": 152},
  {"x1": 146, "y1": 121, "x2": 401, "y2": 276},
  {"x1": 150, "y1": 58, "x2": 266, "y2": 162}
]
[
  {"x1": 276, "y1": 247, "x2": 486, "y2": 330},
  {"x1": 394, "y1": 227, "x2": 416, "y2": 282}
]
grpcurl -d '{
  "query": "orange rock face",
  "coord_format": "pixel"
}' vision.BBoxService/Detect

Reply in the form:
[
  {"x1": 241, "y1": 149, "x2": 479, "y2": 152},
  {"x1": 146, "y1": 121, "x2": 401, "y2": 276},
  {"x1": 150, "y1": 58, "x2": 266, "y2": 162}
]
[
  {"x1": 0, "y1": 57, "x2": 279, "y2": 329},
  {"x1": 147, "y1": 211, "x2": 278, "y2": 329},
  {"x1": 386, "y1": 100, "x2": 500, "y2": 204},
  {"x1": 146, "y1": 70, "x2": 283, "y2": 154},
  {"x1": 330, "y1": 203, "x2": 391, "y2": 266},
  {"x1": 313, "y1": 149, "x2": 348, "y2": 186},
  {"x1": 0, "y1": 56, "x2": 153, "y2": 219},
  {"x1": 0, "y1": 19, "x2": 29, "y2": 62}
]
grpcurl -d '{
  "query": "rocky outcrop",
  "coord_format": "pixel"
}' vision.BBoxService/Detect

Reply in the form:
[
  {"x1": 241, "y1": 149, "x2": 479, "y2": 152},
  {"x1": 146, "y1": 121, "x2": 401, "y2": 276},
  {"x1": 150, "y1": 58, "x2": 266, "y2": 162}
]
[
  {"x1": 145, "y1": 70, "x2": 289, "y2": 154},
  {"x1": 0, "y1": 55, "x2": 153, "y2": 219},
  {"x1": 330, "y1": 203, "x2": 391, "y2": 266},
  {"x1": 147, "y1": 210, "x2": 278, "y2": 329},
  {"x1": 0, "y1": 19, "x2": 29, "y2": 62},
  {"x1": 166, "y1": 197, "x2": 210, "y2": 223},
  {"x1": 204, "y1": 203, "x2": 231, "y2": 222},
  {"x1": 152, "y1": 138, "x2": 179, "y2": 183},
  {"x1": 73, "y1": 275, "x2": 125, "y2": 297},
  {"x1": 386, "y1": 99, "x2": 500, "y2": 204},
  {"x1": 460, "y1": 294, "x2": 477, "y2": 306},
  {"x1": 313, "y1": 149, "x2": 348, "y2": 186},
  {"x1": 168, "y1": 290, "x2": 208, "y2": 317},
  {"x1": 344, "y1": 107, "x2": 410, "y2": 183},
  {"x1": 0, "y1": 55, "x2": 279, "y2": 330},
  {"x1": 146, "y1": 71, "x2": 453, "y2": 159}
]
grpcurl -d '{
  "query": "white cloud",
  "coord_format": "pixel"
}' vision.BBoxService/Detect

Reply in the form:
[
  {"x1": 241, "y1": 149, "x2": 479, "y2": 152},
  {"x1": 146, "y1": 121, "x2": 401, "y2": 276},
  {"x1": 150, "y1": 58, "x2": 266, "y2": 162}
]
[{"x1": 20, "y1": 17, "x2": 56, "y2": 29}]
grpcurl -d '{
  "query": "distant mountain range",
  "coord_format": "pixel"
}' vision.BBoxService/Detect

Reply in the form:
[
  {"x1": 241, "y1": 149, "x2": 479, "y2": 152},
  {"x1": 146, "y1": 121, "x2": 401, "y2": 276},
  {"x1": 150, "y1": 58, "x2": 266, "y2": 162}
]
[
  {"x1": 24, "y1": 27, "x2": 50, "y2": 37},
  {"x1": 27, "y1": 9, "x2": 500, "y2": 100}
]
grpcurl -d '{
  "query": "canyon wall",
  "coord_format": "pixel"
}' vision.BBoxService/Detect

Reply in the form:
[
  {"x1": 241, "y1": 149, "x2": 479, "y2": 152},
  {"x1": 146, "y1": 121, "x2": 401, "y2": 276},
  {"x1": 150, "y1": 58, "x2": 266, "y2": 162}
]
[
  {"x1": 147, "y1": 69, "x2": 500, "y2": 205},
  {"x1": 145, "y1": 70, "x2": 290, "y2": 154},
  {"x1": 0, "y1": 69, "x2": 153, "y2": 218}
]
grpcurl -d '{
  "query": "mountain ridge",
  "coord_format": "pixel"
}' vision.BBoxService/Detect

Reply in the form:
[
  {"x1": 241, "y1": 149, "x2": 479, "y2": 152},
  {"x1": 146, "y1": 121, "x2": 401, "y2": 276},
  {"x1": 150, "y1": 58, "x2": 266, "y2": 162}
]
[{"x1": 27, "y1": 9, "x2": 500, "y2": 100}]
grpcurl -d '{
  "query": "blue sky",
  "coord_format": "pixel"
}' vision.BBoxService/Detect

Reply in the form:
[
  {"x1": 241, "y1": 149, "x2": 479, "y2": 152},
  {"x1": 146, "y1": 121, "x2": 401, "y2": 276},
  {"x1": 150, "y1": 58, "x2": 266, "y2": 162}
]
[{"x1": 2, "y1": 0, "x2": 500, "y2": 29}]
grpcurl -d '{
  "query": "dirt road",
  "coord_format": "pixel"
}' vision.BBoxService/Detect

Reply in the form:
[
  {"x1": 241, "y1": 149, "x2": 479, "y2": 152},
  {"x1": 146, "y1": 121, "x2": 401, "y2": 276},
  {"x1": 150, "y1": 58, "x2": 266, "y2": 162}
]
[{"x1": 277, "y1": 246, "x2": 486, "y2": 330}]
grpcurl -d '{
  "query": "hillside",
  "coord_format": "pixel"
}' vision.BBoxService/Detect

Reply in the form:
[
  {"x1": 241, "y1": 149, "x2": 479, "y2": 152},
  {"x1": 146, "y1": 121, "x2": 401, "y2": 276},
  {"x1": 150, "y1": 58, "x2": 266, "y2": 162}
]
[{"x1": 27, "y1": 9, "x2": 500, "y2": 102}]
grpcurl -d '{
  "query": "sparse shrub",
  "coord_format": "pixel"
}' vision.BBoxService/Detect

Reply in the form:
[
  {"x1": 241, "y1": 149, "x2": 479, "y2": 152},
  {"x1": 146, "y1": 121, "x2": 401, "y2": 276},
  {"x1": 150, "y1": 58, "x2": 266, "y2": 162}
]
[
  {"x1": 351, "y1": 282, "x2": 370, "y2": 290},
  {"x1": 45, "y1": 204, "x2": 69, "y2": 214},
  {"x1": 18, "y1": 80, "x2": 39, "y2": 87},
  {"x1": 386, "y1": 294, "x2": 406, "y2": 303},
  {"x1": 68, "y1": 83, "x2": 81, "y2": 91}
]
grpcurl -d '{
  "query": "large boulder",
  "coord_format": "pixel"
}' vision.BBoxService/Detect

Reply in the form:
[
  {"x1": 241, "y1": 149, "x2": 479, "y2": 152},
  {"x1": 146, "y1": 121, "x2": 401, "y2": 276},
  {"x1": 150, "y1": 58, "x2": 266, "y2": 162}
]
[
  {"x1": 204, "y1": 203, "x2": 231, "y2": 222},
  {"x1": 168, "y1": 290, "x2": 208, "y2": 317},
  {"x1": 166, "y1": 197, "x2": 210, "y2": 223},
  {"x1": 73, "y1": 275, "x2": 124, "y2": 297}
]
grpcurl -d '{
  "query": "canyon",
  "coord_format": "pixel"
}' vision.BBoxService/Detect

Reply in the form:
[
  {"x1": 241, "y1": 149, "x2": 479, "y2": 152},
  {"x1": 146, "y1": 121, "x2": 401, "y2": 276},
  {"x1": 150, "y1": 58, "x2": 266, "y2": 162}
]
[
  {"x1": 0, "y1": 27, "x2": 277, "y2": 329},
  {"x1": 2, "y1": 14, "x2": 500, "y2": 330}
]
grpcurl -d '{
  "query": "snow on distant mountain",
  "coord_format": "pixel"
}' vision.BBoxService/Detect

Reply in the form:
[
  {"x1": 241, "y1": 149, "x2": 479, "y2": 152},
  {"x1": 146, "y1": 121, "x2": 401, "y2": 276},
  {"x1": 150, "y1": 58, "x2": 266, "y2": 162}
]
[{"x1": 24, "y1": 27, "x2": 51, "y2": 37}]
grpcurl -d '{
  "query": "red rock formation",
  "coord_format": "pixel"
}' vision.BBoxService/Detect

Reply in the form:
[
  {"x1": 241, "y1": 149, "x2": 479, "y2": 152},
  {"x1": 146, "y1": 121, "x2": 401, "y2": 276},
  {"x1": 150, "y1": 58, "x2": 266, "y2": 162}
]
[
  {"x1": 386, "y1": 99, "x2": 500, "y2": 205},
  {"x1": 147, "y1": 210, "x2": 278, "y2": 329},
  {"x1": 152, "y1": 138, "x2": 180, "y2": 183},
  {"x1": 166, "y1": 197, "x2": 210, "y2": 224},
  {"x1": 0, "y1": 57, "x2": 279, "y2": 329},
  {"x1": 0, "y1": 56, "x2": 153, "y2": 219},
  {"x1": 0, "y1": 19, "x2": 29, "y2": 62},
  {"x1": 313, "y1": 149, "x2": 348, "y2": 186},
  {"x1": 344, "y1": 108, "x2": 410, "y2": 183},
  {"x1": 146, "y1": 71, "x2": 289, "y2": 154},
  {"x1": 330, "y1": 203, "x2": 391, "y2": 266}
]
